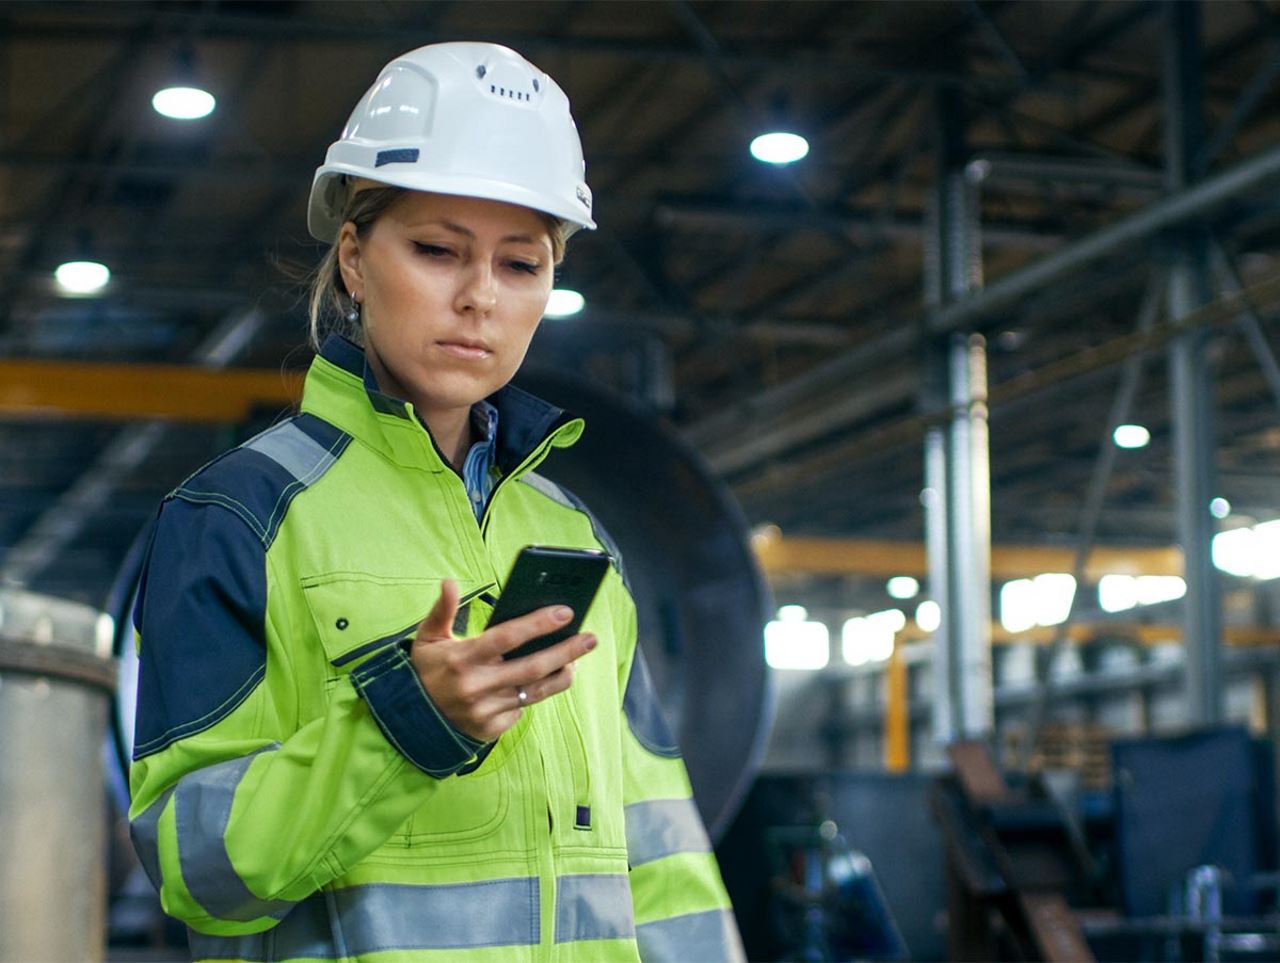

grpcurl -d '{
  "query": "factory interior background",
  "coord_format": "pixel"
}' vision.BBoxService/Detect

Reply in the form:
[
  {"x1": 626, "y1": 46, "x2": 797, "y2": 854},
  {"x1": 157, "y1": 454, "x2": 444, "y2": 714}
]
[{"x1": 4, "y1": 0, "x2": 1280, "y2": 959}]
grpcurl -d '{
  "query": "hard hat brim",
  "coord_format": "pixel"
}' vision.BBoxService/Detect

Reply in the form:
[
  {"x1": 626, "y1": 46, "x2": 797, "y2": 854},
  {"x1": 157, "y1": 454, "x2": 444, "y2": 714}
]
[{"x1": 307, "y1": 166, "x2": 596, "y2": 244}]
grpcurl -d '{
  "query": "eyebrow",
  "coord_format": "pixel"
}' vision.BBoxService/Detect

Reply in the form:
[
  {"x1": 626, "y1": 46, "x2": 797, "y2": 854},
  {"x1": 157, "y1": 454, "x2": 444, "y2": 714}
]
[{"x1": 410, "y1": 219, "x2": 545, "y2": 246}]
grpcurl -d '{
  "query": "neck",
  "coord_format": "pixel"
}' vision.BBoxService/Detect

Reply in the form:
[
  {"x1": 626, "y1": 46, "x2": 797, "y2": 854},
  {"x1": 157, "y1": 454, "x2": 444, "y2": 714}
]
[
  {"x1": 420, "y1": 408, "x2": 473, "y2": 471},
  {"x1": 363, "y1": 347, "x2": 473, "y2": 471}
]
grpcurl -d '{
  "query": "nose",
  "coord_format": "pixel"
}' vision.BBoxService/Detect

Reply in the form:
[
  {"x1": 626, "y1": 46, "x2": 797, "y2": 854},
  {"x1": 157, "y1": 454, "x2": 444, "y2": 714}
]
[{"x1": 457, "y1": 262, "x2": 497, "y2": 316}]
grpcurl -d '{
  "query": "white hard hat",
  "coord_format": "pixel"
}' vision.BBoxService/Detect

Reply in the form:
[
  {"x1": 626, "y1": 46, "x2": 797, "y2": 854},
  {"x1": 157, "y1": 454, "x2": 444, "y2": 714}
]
[{"x1": 308, "y1": 41, "x2": 595, "y2": 243}]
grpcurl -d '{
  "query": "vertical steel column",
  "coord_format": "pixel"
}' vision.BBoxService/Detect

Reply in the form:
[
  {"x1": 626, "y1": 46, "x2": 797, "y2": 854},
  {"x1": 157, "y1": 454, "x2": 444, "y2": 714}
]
[
  {"x1": 1165, "y1": 0, "x2": 1224, "y2": 725},
  {"x1": 926, "y1": 86, "x2": 994, "y2": 744}
]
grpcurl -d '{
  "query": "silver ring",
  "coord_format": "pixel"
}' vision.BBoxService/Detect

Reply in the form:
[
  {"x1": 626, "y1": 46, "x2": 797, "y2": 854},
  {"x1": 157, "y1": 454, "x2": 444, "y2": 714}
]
[{"x1": 517, "y1": 688, "x2": 528, "y2": 706}]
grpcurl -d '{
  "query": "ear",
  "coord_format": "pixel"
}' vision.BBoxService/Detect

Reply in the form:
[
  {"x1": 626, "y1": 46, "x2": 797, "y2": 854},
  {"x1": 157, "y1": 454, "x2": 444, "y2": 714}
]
[{"x1": 336, "y1": 222, "x2": 363, "y2": 298}]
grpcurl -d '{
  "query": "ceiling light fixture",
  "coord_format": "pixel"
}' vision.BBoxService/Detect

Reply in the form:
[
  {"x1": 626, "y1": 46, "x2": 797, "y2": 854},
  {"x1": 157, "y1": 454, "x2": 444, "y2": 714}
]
[
  {"x1": 886, "y1": 576, "x2": 919, "y2": 600},
  {"x1": 152, "y1": 86, "x2": 216, "y2": 120},
  {"x1": 749, "y1": 131, "x2": 809, "y2": 165},
  {"x1": 54, "y1": 260, "x2": 111, "y2": 295},
  {"x1": 1113, "y1": 424, "x2": 1150, "y2": 449}
]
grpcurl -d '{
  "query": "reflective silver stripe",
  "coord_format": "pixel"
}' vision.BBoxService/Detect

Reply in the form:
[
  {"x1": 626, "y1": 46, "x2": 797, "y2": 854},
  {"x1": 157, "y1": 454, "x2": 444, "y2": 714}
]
[
  {"x1": 189, "y1": 892, "x2": 335, "y2": 961},
  {"x1": 129, "y1": 786, "x2": 175, "y2": 891},
  {"x1": 555, "y1": 874, "x2": 635, "y2": 943},
  {"x1": 245, "y1": 422, "x2": 336, "y2": 482},
  {"x1": 338, "y1": 878, "x2": 540, "y2": 950},
  {"x1": 637, "y1": 908, "x2": 746, "y2": 963},
  {"x1": 625, "y1": 798, "x2": 711, "y2": 867},
  {"x1": 189, "y1": 878, "x2": 543, "y2": 957},
  {"x1": 173, "y1": 748, "x2": 294, "y2": 922}
]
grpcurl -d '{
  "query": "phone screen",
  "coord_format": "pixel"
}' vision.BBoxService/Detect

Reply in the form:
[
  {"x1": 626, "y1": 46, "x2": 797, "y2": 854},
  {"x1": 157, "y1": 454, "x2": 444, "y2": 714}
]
[{"x1": 489, "y1": 546, "x2": 612, "y2": 661}]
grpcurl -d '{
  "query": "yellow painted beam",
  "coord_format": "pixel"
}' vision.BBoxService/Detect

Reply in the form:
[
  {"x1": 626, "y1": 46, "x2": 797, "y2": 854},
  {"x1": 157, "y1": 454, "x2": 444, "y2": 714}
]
[
  {"x1": 754, "y1": 533, "x2": 1184, "y2": 579},
  {"x1": 884, "y1": 644, "x2": 909, "y2": 772},
  {"x1": 0, "y1": 360, "x2": 303, "y2": 423}
]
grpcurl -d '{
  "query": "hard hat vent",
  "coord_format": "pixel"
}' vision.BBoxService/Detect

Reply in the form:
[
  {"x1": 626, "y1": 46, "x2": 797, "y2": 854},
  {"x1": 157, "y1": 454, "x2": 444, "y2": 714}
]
[{"x1": 473, "y1": 54, "x2": 542, "y2": 107}]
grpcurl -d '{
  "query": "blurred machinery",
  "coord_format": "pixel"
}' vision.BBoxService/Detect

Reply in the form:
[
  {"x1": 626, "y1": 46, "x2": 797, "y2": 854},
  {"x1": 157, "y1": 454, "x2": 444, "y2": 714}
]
[{"x1": 0, "y1": 588, "x2": 115, "y2": 962}]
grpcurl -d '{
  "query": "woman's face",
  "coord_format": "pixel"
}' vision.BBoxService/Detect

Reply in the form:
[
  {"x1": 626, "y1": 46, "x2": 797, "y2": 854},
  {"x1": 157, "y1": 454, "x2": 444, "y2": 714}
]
[{"x1": 338, "y1": 191, "x2": 554, "y2": 424}]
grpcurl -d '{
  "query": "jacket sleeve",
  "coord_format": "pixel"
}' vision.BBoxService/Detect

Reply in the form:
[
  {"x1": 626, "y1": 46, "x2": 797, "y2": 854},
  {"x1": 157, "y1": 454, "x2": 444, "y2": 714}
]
[
  {"x1": 127, "y1": 495, "x2": 486, "y2": 937},
  {"x1": 615, "y1": 591, "x2": 746, "y2": 963}
]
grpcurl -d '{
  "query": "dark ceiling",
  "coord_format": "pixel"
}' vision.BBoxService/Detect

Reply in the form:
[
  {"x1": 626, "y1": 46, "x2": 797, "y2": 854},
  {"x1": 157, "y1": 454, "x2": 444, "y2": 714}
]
[{"x1": 3, "y1": 0, "x2": 1280, "y2": 607}]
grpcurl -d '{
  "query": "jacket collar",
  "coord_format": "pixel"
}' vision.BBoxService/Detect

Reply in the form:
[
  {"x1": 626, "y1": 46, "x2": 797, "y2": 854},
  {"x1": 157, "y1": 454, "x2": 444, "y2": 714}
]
[{"x1": 300, "y1": 335, "x2": 583, "y2": 474}]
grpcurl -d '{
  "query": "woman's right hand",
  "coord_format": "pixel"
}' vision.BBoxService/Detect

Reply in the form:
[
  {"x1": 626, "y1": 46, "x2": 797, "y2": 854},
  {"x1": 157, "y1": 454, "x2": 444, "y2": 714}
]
[{"x1": 408, "y1": 579, "x2": 597, "y2": 743}]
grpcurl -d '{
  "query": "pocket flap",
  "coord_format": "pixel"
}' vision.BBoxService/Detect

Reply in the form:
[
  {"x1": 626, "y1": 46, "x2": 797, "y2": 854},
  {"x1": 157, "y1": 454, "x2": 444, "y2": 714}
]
[{"x1": 301, "y1": 573, "x2": 491, "y2": 665}]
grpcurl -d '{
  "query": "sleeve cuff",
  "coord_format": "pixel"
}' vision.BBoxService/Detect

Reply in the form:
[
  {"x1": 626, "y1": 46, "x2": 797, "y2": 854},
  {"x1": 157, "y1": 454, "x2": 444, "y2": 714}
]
[{"x1": 349, "y1": 644, "x2": 488, "y2": 778}]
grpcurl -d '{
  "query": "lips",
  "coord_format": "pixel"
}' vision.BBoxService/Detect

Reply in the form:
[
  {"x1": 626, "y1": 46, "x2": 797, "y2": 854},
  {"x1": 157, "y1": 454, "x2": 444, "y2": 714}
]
[{"x1": 435, "y1": 339, "x2": 493, "y2": 360}]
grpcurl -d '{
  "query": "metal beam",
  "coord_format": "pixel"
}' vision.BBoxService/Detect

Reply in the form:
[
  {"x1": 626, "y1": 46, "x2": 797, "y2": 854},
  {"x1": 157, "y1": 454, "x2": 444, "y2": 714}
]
[
  {"x1": 1164, "y1": 0, "x2": 1223, "y2": 726},
  {"x1": 966, "y1": 151, "x2": 1164, "y2": 197},
  {"x1": 683, "y1": 140, "x2": 1280, "y2": 452},
  {"x1": 925, "y1": 85, "x2": 993, "y2": 744},
  {"x1": 655, "y1": 200, "x2": 1064, "y2": 250},
  {"x1": 0, "y1": 355, "x2": 300, "y2": 422},
  {"x1": 753, "y1": 535, "x2": 1183, "y2": 580},
  {"x1": 0, "y1": 8, "x2": 1029, "y2": 92},
  {"x1": 0, "y1": 308, "x2": 268, "y2": 586}
]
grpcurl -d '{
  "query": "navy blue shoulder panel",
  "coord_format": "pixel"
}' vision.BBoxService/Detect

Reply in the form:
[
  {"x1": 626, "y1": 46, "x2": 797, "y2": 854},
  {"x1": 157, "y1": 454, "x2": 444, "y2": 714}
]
[
  {"x1": 173, "y1": 413, "x2": 350, "y2": 548},
  {"x1": 131, "y1": 494, "x2": 269, "y2": 760},
  {"x1": 623, "y1": 645, "x2": 682, "y2": 759},
  {"x1": 131, "y1": 414, "x2": 349, "y2": 760}
]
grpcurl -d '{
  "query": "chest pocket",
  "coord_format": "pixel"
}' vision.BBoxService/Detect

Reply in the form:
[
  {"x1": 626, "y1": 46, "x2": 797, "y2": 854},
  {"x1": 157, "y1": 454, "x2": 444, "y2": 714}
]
[{"x1": 300, "y1": 573, "x2": 508, "y2": 847}]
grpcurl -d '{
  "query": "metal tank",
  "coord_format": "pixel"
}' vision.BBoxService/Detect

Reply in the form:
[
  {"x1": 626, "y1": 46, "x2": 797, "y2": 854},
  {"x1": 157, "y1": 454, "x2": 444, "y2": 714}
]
[{"x1": 0, "y1": 587, "x2": 115, "y2": 962}]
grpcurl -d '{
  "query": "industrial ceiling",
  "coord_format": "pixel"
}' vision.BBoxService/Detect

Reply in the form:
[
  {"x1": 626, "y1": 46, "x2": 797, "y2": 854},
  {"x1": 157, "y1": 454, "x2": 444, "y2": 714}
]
[{"x1": 3, "y1": 0, "x2": 1280, "y2": 608}]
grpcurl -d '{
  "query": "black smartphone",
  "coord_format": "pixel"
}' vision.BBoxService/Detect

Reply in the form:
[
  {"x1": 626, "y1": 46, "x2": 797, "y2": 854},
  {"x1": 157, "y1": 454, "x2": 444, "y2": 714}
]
[{"x1": 489, "y1": 545, "x2": 612, "y2": 661}]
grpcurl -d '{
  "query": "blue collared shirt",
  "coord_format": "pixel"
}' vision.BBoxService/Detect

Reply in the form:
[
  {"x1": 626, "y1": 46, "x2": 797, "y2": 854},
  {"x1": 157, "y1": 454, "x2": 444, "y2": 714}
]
[{"x1": 461, "y1": 400, "x2": 500, "y2": 521}]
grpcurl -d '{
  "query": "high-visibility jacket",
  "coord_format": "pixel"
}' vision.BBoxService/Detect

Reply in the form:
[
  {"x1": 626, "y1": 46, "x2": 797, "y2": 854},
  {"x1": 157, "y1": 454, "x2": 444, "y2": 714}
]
[{"x1": 128, "y1": 336, "x2": 745, "y2": 963}]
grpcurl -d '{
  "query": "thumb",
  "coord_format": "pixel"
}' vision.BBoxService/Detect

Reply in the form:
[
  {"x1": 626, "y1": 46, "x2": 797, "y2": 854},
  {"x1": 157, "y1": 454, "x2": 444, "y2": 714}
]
[{"x1": 417, "y1": 578, "x2": 460, "y2": 643}]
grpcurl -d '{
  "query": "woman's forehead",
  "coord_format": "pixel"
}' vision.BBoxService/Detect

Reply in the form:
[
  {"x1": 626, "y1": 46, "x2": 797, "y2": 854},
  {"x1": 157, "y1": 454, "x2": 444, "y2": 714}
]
[{"x1": 378, "y1": 190, "x2": 550, "y2": 242}]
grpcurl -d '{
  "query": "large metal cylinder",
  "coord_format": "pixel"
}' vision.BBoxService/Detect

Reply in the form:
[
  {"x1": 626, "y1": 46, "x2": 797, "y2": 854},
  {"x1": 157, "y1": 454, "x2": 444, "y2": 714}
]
[{"x1": 0, "y1": 588, "x2": 115, "y2": 962}]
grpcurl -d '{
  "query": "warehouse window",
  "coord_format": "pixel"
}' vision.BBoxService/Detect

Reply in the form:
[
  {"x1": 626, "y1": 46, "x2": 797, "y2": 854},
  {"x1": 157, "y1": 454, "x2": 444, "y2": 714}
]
[
  {"x1": 842, "y1": 609, "x2": 904, "y2": 665},
  {"x1": 764, "y1": 605, "x2": 829, "y2": 670},
  {"x1": 1000, "y1": 573, "x2": 1076, "y2": 634}
]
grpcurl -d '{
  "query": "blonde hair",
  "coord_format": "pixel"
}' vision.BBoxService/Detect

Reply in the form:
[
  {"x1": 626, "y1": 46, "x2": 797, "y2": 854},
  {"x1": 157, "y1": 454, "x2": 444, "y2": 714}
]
[{"x1": 307, "y1": 184, "x2": 570, "y2": 350}]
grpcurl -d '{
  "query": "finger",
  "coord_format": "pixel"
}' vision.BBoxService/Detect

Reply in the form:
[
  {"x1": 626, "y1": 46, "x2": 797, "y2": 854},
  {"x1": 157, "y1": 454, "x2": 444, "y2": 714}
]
[
  {"x1": 493, "y1": 633, "x2": 596, "y2": 689},
  {"x1": 417, "y1": 579, "x2": 461, "y2": 642},
  {"x1": 511, "y1": 663, "x2": 574, "y2": 710},
  {"x1": 480, "y1": 604, "x2": 575, "y2": 659}
]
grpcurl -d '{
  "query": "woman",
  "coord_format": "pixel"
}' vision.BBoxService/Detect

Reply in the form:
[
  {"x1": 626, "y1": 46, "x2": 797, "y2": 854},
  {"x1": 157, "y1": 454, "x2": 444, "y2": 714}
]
[{"x1": 128, "y1": 42, "x2": 743, "y2": 963}]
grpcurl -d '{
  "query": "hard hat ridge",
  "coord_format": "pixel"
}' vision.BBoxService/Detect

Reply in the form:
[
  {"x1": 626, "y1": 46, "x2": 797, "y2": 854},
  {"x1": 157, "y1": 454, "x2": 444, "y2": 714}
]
[{"x1": 308, "y1": 41, "x2": 595, "y2": 243}]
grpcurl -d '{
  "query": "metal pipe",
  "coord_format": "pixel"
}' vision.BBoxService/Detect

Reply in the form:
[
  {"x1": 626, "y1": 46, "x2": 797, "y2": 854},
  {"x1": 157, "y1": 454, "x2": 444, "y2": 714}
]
[
  {"x1": 926, "y1": 87, "x2": 993, "y2": 743},
  {"x1": 685, "y1": 140, "x2": 1280, "y2": 453},
  {"x1": 967, "y1": 151, "x2": 1164, "y2": 195},
  {"x1": 1165, "y1": 0, "x2": 1223, "y2": 726}
]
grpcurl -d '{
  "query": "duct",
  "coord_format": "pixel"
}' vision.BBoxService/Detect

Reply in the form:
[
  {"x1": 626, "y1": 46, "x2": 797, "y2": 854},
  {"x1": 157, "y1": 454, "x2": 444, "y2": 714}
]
[
  {"x1": 0, "y1": 306, "x2": 265, "y2": 586},
  {"x1": 684, "y1": 140, "x2": 1280, "y2": 456},
  {"x1": 0, "y1": 588, "x2": 114, "y2": 960},
  {"x1": 966, "y1": 151, "x2": 1164, "y2": 197}
]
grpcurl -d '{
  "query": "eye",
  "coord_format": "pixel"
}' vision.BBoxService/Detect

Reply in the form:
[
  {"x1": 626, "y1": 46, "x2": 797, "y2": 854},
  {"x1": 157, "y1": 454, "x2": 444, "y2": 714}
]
[
  {"x1": 508, "y1": 260, "x2": 542, "y2": 276},
  {"x1": 412, "y1": 242, "x2": 453, "y2": 258}
]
